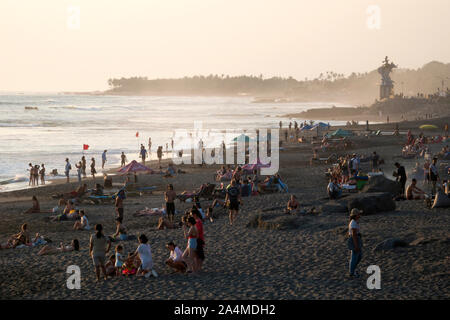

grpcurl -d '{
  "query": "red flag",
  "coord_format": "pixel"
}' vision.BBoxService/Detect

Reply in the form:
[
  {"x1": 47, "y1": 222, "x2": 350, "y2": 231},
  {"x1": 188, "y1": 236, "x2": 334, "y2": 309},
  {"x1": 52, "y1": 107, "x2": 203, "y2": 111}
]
[
  {"x1": 83, "y1": 144, "x2": 89, "y2": 150},
  {"x1": 136, "y1": 132, "x2": 139, "y2": 137}
]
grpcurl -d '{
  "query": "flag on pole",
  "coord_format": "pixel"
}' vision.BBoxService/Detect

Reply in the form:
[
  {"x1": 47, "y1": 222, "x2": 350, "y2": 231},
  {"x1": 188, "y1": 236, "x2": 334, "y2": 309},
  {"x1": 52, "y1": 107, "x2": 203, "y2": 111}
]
[
  {"x1": 83, "y1": 144, "x2": 89, "y2": 150},
  {"x1": 136, "y1": 132, "x2": 139, "y2": 137}
]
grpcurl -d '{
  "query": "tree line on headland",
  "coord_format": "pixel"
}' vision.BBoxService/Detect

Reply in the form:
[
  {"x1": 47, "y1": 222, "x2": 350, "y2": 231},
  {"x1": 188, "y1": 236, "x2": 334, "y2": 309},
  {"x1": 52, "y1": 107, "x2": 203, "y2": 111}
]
[{"x1": 105, "y1": 61, "x2": 450, "y2": 105}]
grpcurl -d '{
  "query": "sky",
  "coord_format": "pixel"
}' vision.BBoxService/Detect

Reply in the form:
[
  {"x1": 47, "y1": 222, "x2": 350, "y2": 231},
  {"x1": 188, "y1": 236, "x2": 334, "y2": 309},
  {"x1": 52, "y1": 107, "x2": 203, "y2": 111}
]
[{"x1": 1, "y1": 0, "x2": 450, "y2": 92}]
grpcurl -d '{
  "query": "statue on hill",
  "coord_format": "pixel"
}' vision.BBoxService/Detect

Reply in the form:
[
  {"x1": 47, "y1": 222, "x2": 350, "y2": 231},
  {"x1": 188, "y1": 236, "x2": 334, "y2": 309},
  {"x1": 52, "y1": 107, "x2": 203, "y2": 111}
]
[{"x1": 378, "y1": 56, "x2": 397, "y2": 100}]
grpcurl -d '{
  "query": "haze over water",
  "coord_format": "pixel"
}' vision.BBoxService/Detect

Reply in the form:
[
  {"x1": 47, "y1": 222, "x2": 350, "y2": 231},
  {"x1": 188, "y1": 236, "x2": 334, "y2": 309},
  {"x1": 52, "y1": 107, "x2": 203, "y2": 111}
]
[{"x1": 0, "y1": 94, "x2": 351, "y2": 191}]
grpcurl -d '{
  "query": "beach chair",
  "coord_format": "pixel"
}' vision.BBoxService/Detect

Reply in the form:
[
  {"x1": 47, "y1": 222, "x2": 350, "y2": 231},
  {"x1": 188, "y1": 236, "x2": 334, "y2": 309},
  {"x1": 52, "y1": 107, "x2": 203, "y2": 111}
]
[{"x1": 198, "y1": 183, "x2": 216, "y2": 200}]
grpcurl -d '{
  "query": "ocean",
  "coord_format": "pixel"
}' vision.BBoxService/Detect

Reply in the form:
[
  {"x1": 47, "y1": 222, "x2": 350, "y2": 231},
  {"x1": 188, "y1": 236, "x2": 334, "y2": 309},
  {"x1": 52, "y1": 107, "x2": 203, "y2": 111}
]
[{"x1": 0, "y1": 93, "x2": 351, "y2": 192}]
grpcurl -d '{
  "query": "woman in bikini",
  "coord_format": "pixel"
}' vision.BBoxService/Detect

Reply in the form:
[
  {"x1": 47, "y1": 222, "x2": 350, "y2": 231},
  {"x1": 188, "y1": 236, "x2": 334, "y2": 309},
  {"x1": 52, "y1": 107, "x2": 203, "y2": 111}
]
[
  {"x1": 285, "y1": 195, "x2": 300, "y2": 214},
  {"x1": 182, "y1": 216, "x2": 198, "y2": 273}
]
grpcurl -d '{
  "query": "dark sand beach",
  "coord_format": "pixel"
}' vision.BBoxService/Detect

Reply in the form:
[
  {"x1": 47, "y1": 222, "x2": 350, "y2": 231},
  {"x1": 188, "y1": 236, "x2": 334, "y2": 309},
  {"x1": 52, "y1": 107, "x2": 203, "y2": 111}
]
[{"x1": 0, "y1": 119, "x2": 449, "y2": 300}]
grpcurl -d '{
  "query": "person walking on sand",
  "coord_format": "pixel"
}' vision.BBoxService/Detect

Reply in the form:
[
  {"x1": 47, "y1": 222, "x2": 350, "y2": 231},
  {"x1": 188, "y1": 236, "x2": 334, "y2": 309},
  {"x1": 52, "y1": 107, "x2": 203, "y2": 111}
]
[
  {"x1": 120, "y1": 152, "x2": 127, "y2": 167},
  {"x1": 348, "y1": 209, "x2": 363, "y2": 278},
  {"x1": 90, "y1": 157, "x2": 97, "y2": 182},
  {"x1": 64, "y1": 158, "x2": 71, "y2": 183},
  {"x1": 182, "y1": 217, "x2": 198, "y2": 273},
  {"x1": 39, "y1": 164, "x2": 45, "y2": 185},
  {"x1": 225, "y1": 179, "x2": 241, "y2": 226},
  {"x1": 164, "y1": 184, "x2": 176, "y2": 223},
  {"x1": 101, "y1": 150, "x2": 107, "y2": 169},
  {"x1": 89, "y1": 224, "x2": 111, "y2": 282},
  {"x1": 140, "y1": 145, "x2": 148, "y2": 165},
  {"x1": 81, "y1": 156, "x2": 87, "y2": 178}
]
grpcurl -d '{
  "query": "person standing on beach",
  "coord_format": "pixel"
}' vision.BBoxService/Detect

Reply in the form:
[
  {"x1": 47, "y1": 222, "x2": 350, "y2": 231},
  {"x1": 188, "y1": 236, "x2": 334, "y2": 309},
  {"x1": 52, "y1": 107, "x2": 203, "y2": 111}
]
[
  {"x1": 81, "y1": 156, "x2": 87, "y2": 178},
  {"x1": 157, "y1": 146, "x2": 163, "y2": 168},
  {"x1": 115, "y1": 189, "x2": 125, "y2": 220},
  {"x1": 148, "y1": 137, "x2": 152, "y2": 157},
  {"x1": 371, "y1": 151, "x2": 380, "y2": 172},
  {"x1": 279, "y1": 121, "x2": 282, "y2": 129},
  {"x1": 171, "y1": 138, "x2": 174, "y2": 151},
  {"x1": 102, "y1": 150, "x2": 107, "y2": 169},
  {"x1": 64, "y1": 158, "x2": 71, "y2": 183},
  {"x1": 89, "y1": 224, "x2": 111, "y2": 282},
  {"x1": 39, "y1": 164, "x2": 45, "y2": 185},
  {"x1": 225, "y1": 179, "x2": 241, "y2": 226},
  {"x1": 429, "y1": 157, "x2": 440, "y2": 196},
  {"x1": 33, "y1": 165, "x2": 40, "y2": 186},
  {"x1": 394, "y1": 162, "x2": 407, "y2": 196},
  {"x1": 90, "y1": 157, "x2": 97, "y2": 182},
  {"x1": 164, "y1": 184, "x2": 176, "y2": 223},
  {"x1": 28, "y1": 163, "x2": 34, "y2": 186},
  {"x1": 348, "y1": 208, "x2": 363, "y2": 277},
  {"x1": 120, "y1": 152, "x2": 127, "y2": 167},
  {"x1": 140, "y1": 145, "x2": 148, "y2": 165},
  {"x1": 75, "y1": 161, "x2": 82, "y2": 185}
]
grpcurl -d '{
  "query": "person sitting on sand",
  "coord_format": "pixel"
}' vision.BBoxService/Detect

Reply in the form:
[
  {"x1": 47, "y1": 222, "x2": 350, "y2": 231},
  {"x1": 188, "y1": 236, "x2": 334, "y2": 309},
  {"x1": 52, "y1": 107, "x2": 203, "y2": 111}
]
[
  {"x1": 327, "y1": 178, "x2": 342, "y2": 199},
  {"x1": 112, "y1": 217, "x2": 128, "y2": 240},
  {"x1": 7, "y1": 223, "x2": 31, "y2": 248},
  {"x1": 406, "y1": 179, "x2": 427, "y2": 200},
  {"x1": 73, "y1": 210, "x2": 91, "y2": 230},
  {"x1": 131, "y1": 234, "x2": 158, "y2": 278},
  {"x1": 105, "y1": 254, "x2": 117, "y2": 278},
  {"x1": 157, "y1": 216, "x2": 177, "y2": 230},
  {"x1": 122, "y1": 252, "x2": 140, "y2": 276},
  {"x1": 38, "y1": 239, "x2": 79, "y2": 255},
  {"x1": 285, "y1": 195, "x2": 300, "y2": 214},
  {"x1": 23, "y1": 196, "x2": 41, "y2": 214},
  {"x1": 165, "y1": 241, "x2": 187, "y2": 273}
]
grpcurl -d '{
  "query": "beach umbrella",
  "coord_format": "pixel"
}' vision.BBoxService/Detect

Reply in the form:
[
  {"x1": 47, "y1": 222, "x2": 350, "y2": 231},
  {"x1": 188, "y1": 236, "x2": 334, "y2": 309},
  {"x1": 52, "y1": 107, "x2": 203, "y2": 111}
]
[
  {"x1": 118, "y1": 160, "x2": 154, "y2": 175},
  {"x1": 419, "y1": 124, "x2": 438, "y2": 130},
  {"x1": 232, "y1": 134, "x2": 255, "y2": 143}
]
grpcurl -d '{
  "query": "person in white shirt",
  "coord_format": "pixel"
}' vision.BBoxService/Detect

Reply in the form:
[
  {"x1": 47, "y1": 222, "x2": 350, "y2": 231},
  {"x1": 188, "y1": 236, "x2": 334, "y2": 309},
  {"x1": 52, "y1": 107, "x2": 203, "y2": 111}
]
[
  {"x1": 131, "y1": 234, "x2": 158, "y2": 278},
  {"x1": 348, "y1": 208, "x2": 362, "y2": 277},
  {"x1": 165, "y1": 241, "x2": 187, "y2": 273}
]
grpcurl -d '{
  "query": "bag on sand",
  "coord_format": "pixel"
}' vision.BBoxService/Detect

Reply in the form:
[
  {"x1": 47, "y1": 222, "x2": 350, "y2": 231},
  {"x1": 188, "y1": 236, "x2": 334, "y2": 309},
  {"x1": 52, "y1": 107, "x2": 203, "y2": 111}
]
[{"x1": 432, "y1": 191, "x2": 450, "y2": 208}]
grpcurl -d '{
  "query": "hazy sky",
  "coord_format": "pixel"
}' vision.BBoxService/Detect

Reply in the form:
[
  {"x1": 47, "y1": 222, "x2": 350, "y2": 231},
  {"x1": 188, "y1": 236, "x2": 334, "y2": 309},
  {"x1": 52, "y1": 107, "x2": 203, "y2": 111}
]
[{"x1": 1, "y1": 0, "x2": 450, "y2": 92}]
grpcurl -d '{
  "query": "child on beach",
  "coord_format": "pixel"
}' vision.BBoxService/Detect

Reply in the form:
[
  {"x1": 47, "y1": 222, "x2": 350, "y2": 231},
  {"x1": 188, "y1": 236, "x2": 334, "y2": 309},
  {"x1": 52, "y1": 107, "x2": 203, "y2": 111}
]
[
  {"x1": 105, "y1": 254, "x2": 117, "y2": 278},
  {"x1": 122, "y1": 252, "x2": 140, "y2": 276},
  {"x1": 115, "y1": 245, "x2": 125, "y2": 276},
  {"x1": 73, "y1": 210, "x2": 90, "y2": 230}
]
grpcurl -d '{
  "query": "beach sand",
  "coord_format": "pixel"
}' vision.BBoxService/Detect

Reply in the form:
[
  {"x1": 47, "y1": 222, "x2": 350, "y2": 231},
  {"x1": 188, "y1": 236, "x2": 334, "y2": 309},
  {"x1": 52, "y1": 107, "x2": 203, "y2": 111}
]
[{"x1": 0, "y1": 120, "x2": 449, "y2": 300}]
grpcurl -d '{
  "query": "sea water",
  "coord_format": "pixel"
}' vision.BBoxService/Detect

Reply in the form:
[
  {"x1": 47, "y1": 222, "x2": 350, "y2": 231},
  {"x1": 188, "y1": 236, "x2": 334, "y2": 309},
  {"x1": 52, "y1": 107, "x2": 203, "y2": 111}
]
[{"x1": 0, "y1": 93, "x2": 350, "y2": 191}]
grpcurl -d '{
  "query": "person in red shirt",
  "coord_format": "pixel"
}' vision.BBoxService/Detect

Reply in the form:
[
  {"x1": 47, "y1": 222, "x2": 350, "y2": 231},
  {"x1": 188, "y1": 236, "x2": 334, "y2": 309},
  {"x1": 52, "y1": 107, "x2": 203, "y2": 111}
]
[{"x1": 191, "y1": 208, "x2": 205, "y2": 272}]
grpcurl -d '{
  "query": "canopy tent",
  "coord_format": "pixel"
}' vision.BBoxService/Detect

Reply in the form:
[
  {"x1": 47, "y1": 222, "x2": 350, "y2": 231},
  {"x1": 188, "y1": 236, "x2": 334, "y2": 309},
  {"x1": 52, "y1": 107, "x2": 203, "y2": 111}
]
[
  {"x1": 299, "y1": 125, "x2": 313, "y2": 131},
  {"x1": 242, "y1": 159, "x2": 271, "y2": 171},
  {"x1": 419, "y1": 124, "x2": 438, "y2": 130},
  {"x1": 309, "y1": 122, "x2": 330, "y2": 130},
  {"x1": 117, "y1": 160, "x2": 154, "y2": 175},
  {"x1": 328, "y1": 129, "x2": 353, "y2": 137}
]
